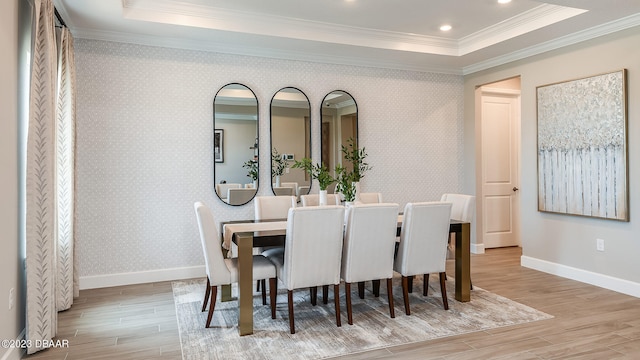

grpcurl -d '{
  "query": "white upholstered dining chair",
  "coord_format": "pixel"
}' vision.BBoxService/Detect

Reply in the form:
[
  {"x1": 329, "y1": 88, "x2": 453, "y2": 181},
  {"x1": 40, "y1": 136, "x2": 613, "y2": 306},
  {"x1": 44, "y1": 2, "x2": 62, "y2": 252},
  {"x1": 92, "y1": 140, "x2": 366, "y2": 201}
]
[
  {"x1": 273, "y1": 187, "x2": 295, "y2": 196},
  {"x1": 280, "y1": 182, "x2": 298, "y2": 196},
  {"x1": 227, "y1": 188, "x2": 256, "y2": 205},
  {"x1": 193, "y1": 201, "x2": 277, "y2": 327},
  {"x1": 297, "y1": 185, "x2": 310, "y2": 199},
  {"x1": 253, "y1": 195, "x2": 296, "y2": 291},
  {"x1": 440, "y1": 193, "x2": 475, "y2": 288},
  {"x1": 394, "y1": 201, "x2": 452, "y2": 315},
  {"x1": 263, "y1": 206, "x2": 346, "y2": 334},
  {"x1": 254, "y1": 195, "x2": 297, "y2": 220},
  {"x1": 440, "y1": 194, "x2": 474, "y2": 224},
  {"x1": 440, "y1": 194, "x2": 475, "y2": 249},
  {"x1": 300, "y1": 194, "x2": 341, "y2": 206},
  {"x1": 341, "y1": 203, "x2": 399, "y2": 324},
  {"x1": 357, "y1": 192, "x2": 383, "y2": 204},
  {"x1": 215, "y1": 183, "x2": 241, "y2": 200}
]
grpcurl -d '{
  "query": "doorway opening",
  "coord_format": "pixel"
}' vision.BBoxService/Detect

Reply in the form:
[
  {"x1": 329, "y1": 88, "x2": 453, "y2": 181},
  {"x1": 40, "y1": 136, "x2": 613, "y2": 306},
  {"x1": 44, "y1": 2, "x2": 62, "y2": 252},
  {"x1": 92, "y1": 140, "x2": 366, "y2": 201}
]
[{"x1": 475, "y1": 77, "x2": 521, "y2": 250}]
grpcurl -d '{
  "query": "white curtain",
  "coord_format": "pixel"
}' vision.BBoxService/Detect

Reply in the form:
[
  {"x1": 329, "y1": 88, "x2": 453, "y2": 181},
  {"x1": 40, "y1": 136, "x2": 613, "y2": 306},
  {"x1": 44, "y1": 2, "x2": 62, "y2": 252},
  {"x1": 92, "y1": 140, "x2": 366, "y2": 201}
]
[
  {"x1": 56, "y1": 26, "x2": 78, "y2": 311},
  {"x1": 25, "y1": 0, "x2": 77, "y2": 354}
]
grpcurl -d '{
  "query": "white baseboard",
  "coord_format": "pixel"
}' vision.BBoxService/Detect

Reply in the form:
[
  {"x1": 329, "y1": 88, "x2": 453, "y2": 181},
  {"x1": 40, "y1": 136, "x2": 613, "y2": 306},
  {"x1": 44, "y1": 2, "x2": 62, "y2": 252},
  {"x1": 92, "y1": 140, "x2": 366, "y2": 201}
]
[
  {"x1": 471, "y1": 243, "x2": 485, "y2": 254},
  {"x1": 1, "y1": 329, "x2": 25, "y2": 360},
  {"x1": 79, "y1": 266, "x2": 206, "y2": 290},
  {"x1": 521, "y1": 256, "x2": 640, "y2": 298}
]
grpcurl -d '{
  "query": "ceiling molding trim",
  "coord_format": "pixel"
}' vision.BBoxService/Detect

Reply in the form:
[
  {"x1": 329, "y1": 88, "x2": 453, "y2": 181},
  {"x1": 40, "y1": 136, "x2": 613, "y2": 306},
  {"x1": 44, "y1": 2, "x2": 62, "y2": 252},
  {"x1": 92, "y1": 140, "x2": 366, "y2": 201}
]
[
  {"x1": 459, "y1": 4, "x2": 588, "y2": 55},
  {"x1": 462, "y1": 13, "x2": 640, "y2": 75},
  {"x1": 72, "y1": 28, "x2": 464, "y2": 75},
  {"x1": 122, "y1": 0, "x2": 587, "y2": 57},
  {"x1": 123, "y1": 0, "x2": 460, "y2": 56}
]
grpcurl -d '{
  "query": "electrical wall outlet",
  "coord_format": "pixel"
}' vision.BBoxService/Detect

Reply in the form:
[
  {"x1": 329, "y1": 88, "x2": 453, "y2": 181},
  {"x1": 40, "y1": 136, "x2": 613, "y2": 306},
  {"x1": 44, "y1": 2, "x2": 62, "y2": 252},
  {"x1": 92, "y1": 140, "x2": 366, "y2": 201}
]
[
  {"x1": 596, "y1": 238, "x2": 605, "y2": 252},
  {"x1": 9, "y1": 288, "x2": 15, "y2": 310}
]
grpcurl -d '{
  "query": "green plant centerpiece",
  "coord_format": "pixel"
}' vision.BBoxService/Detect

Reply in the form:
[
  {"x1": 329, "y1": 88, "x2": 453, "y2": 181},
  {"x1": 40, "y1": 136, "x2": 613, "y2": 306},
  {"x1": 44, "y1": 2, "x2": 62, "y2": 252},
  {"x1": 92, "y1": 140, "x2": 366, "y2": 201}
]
[
  {"x1": 335, "y1": 164, "x2": 356, "y2": 202},
  {"x1": 242, "y1": 159, "x2": 258, "y2": 183},
  {"x1": 271, "y1": 148, "x2": 287, "y2": 178},
  {"x1": 341, "y1": 137, "x2": 371, "y2": 182},
  {"x1": 292, "y1": 158, "x2": 335, "y2": 191},
  {"x1": 271, "y1": 148, "x2": 287, "y2": 187},
  {"x1": 336, "y1": 138, "x2": 371, "y2": 202}
]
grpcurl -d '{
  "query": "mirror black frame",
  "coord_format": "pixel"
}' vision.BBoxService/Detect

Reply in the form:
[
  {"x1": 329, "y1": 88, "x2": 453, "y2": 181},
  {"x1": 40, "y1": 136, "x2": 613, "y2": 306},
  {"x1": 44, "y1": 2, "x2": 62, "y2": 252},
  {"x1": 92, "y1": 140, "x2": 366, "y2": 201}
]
[
  {"x1": 320, "y1": 90, "x2": 358, "y2": 192},
  {"x1": 269, "y1": 87, "x2": 312, "y2": 199},
  {"x1": 213, "y1": 83, "x2": 259, "y2": 206}
]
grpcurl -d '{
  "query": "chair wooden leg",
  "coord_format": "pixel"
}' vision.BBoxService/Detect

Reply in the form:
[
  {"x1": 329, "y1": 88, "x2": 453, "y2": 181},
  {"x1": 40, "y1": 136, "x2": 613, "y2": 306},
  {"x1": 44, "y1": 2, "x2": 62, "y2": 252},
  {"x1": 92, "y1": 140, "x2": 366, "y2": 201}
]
[
  {"x1": 408, "y1": 275, "x2": 414, "y2": 293},
  {"x1": 439, "y1": 272, "x2": 449, "y2": 310},
  {"x1": 202, "y1": 277, "x2": 211, "y2": 312},
  {"x1": 322, "y1": 285, "x2": 329, "y2": 304},
  {"x1": 310, "y1": 287, "x2": 317, "y2": 306},
  {"x1": 261, "y1": 279, "x2": 267, "y2": 305},
  {"x1": 256, "y1": 280, "x2": 260, "y2": 292},
  {"x1": 358, "y1": 281, "x2": 365, "y2": 299},
  {"x1": 372, "y1": 279, "x2": 380, "y2": 297},
  {"x1": 345, "y1": 282, "x2": 353, "y2": 325},
  {"x1": 269, "y1": 278, "x2": 277, "y2": 319},
  {"x1": 423, "y1": 274, "x2": 429, "y2": 296},
  {"x1": 334, "y1": 284, "x2": 342, "y2": 327},
  {"x1": 205, "y1": 285, "x2": 217, "y2": 328},
  {"x1": 288, "y1": 290, "x2": 295, "y2": 334},
  {"x1": 401, "y1": 276, "x2": 411, "y2": 315},
  {"x1": 386, "y1": 278, "x2": 395, "y2": 319}
]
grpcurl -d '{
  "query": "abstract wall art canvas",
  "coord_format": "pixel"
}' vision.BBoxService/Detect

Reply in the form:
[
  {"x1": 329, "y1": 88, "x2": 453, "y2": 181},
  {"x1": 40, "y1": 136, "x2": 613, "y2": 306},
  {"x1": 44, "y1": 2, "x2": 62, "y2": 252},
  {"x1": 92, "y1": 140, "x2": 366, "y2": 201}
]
[{"x1": 537, "y1": 70, "x2": 628, "y2": 221}]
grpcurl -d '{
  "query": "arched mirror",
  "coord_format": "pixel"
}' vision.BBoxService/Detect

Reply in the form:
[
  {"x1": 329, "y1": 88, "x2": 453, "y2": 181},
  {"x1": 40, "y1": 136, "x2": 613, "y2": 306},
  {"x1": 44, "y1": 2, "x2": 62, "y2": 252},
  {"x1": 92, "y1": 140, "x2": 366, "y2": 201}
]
[
  {"x1": 320, "y1": 90, "x2": 358, "y2": 194},
  {"x1": 270, "y1": 87, "x2": 311, "y2": 199},
  {"x1": 213, "y1": 83, "x2": 259, "y2": 206}
]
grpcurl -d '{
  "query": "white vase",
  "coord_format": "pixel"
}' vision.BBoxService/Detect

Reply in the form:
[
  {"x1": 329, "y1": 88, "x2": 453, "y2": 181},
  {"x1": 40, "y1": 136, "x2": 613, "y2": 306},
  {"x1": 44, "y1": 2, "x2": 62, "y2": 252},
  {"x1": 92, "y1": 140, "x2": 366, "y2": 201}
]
[
  {"x1": 275, "y1": 175, "x2": 281, "y2": 188},
  {"x1": 353, "y1": 181, "x2": 361, "y2": 202},
  {"x1": 319, "y1": 190, "x2": 328, "y2": 206},
  {"x1": 252, "y1": 180, "x2": 257, "y2": 189}
]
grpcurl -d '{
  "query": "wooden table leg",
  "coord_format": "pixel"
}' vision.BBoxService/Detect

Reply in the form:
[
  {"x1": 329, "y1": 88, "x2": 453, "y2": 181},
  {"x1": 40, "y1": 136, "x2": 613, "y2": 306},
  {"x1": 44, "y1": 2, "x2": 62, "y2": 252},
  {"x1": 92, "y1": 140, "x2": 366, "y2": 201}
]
[
  {"x1": 454, "y1": 222, "x2": 471, "y2": 302},
  {"x1": 236, "y1": 232, "x2": 254, "y2": 335}
]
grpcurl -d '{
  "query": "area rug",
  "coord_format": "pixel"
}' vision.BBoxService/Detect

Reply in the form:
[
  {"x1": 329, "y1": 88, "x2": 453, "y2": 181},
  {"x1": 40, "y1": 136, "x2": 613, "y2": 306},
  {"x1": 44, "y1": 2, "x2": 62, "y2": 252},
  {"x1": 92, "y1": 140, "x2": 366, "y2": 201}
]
[{"x1": 173, "y1": 277, "x2": 552, "y2": 360}]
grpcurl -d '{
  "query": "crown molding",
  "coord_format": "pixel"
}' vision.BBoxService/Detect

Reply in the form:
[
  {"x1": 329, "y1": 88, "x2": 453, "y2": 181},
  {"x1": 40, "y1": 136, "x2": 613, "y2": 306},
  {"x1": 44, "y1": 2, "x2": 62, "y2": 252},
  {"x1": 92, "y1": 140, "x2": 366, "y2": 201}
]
[
  {"x1": 122, "y1": 0, "x2": 460, "y2": 56},
  {"x1": 72, "y1": 28, "x2": 464, "y2": 75},
  {"x1": 463, "y1": 12, "x2": 640, "y2": 75},
  {"x1": 121, "y1": 0, "x2": 585, "y2": 57},
  {"x1": 459, "y1": 4, "x2": 587, "y2": 55},
  {"x1": 66, "y1": 1, "x2": 640, "y2": 76}
]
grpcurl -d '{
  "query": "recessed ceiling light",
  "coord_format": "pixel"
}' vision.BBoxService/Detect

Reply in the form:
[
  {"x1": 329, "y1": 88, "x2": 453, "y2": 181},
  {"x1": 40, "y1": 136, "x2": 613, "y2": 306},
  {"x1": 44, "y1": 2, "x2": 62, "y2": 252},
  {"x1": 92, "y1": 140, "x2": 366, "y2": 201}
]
[
  {"x1": 498, "y1": 0, "x2": 512, "y2": 4},
  {"x1": 440, "y1": 24, "x2": 452, "y2": 32}
]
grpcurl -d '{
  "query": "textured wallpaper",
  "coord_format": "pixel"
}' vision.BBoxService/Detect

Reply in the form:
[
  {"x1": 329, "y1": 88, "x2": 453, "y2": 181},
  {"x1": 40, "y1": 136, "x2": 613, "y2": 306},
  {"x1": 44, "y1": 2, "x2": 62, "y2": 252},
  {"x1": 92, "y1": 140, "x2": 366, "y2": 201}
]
[{"x1": 74, "y1": 39, "x2": 464, "y2": 278}]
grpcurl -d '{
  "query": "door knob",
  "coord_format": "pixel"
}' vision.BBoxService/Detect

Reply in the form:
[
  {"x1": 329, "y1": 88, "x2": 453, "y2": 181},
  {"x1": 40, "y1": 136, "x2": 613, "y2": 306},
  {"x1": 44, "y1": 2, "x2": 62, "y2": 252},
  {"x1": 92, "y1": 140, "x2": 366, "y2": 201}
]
[{"x1": 513, "y1": 187, "x2": 519, "y2": 192}]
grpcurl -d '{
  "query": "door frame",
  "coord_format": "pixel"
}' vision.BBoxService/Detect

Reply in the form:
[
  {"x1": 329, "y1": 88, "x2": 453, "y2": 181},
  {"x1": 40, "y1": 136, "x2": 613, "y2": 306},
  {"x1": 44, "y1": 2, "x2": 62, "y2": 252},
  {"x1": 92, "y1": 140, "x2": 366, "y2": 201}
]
[{"x1": 475, "y1": 84, "x2": 522, "y2": 252}]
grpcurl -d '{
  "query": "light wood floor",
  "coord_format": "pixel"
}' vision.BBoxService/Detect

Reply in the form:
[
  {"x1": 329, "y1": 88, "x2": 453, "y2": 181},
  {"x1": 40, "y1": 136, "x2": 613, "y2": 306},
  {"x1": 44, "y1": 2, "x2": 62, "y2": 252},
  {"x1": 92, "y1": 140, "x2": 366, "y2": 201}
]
[{"x1": 25, "y1": 247, "x2": 640, "y2": 359}]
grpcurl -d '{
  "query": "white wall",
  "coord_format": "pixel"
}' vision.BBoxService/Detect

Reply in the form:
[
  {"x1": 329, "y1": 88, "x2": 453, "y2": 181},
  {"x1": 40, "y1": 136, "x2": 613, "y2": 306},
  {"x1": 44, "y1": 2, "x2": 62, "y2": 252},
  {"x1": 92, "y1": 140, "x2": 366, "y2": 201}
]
[
  {"x1": 1, "y1": 0, "x2": 24, "y2": 359},
  {"x1": 74, "y1": 40, "x2": 465, "y2": 288},
  {"x1": 464, "y1": 27, "x2": 640, "y2": 296}
]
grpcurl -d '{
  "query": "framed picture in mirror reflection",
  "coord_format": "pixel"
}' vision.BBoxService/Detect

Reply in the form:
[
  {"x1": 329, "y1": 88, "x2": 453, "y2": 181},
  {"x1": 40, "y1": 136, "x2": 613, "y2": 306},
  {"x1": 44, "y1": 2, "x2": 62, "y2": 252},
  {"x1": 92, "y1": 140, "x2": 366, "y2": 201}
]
[{"x1": 214, "y1": 129, "x2": 224, "y2": 163}]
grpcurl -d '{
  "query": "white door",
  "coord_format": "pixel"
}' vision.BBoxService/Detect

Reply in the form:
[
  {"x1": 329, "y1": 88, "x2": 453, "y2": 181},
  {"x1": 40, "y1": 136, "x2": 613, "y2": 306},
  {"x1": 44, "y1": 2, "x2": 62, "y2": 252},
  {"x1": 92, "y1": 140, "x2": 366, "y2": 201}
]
[{"x1": 479, "y1": 88, "x2": 520, "y2": 248}]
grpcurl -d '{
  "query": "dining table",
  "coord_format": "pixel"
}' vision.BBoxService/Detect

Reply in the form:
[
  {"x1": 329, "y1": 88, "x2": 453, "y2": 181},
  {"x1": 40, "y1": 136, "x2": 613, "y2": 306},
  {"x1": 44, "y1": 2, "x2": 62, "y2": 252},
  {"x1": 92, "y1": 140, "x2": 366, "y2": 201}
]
[{"x1": 220, "y1": 216, "x2": 471, "y2": 336}]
